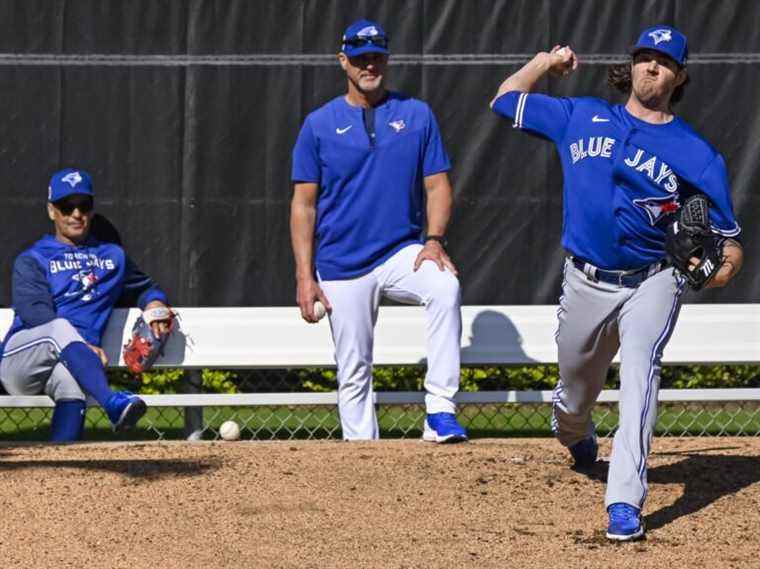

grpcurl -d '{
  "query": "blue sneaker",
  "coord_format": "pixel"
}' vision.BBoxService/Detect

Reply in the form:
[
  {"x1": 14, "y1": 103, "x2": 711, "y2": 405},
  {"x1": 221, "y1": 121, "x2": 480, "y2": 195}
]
[
  {"x1": 568, "y1": 435, "x2": 598, "y2": 468},
  {"x1": 105, "y1": 391, "x2": 147, "y2": 432},
  {"x1": 423, "y1": 413, "x2": 468, "y2": 443},
  {"x1": 606, "y1": 503, "x2": 645, "y2": 541}
]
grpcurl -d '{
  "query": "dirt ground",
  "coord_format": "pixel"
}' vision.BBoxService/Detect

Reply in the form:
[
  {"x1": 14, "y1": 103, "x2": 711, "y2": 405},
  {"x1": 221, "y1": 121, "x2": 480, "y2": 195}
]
[{"x1": 1, "y1": 438, "x2": 759, "y2": 569}]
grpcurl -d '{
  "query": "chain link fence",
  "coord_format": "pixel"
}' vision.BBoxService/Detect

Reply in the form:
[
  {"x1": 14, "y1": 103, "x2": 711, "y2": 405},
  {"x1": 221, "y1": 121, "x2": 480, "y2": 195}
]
[
  {"x1": 1, "y1": 367, "x2": 759, "y2": 441},
  {"x1": 2, "y1": 401, "x2": 760, "y2": 441}
]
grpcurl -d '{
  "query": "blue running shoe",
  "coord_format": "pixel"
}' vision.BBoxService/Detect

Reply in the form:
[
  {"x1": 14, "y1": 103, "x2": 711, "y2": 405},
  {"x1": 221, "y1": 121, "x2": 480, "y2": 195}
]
[
  {"x1": 606, "y1": 503, "x2": 645, "y2": 541},
  {"x1": 105, "y1": 391, "x2": 147, "y2": 432},
  {"x1": 423, "y1": 412, "x2": 468, "y2": 443},
  {"x1": 569, "y1": 435, "x2": 598, "y2": 468}
]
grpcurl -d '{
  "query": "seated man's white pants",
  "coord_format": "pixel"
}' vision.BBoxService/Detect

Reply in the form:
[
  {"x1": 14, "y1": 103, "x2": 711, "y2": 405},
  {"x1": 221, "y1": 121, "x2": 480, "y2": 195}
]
[{"x1": 319, "y1": 244, "x2": 462, "y2": 440}]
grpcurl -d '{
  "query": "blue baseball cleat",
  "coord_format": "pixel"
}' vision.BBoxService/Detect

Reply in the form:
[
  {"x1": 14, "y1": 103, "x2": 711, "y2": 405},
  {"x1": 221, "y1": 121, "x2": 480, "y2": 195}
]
[
  {"x1": 423, "y1": 412, "x2": 468, "y2": 443},
  {"x1": 105, "y1": 391, "x2": 147, "y2": 432},
  {"x1": 568, "y1": 435, "x2": 598, "y2": 468},
  {"x1": 606, "y1": 503, "x2": 645, "y2": 541}
]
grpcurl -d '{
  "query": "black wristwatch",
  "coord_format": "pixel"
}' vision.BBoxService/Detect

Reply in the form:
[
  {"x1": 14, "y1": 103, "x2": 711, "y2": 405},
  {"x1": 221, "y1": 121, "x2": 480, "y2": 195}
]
[{"x1": 425, "y1": 235, "x2": 448, "y2": 247}]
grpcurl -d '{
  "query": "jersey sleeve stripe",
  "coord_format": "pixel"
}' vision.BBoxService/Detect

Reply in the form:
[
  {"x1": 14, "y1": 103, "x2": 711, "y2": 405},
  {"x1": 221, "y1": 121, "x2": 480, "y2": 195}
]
[
  {"x1": 513, "y1": 92, "x2": 527, "y2": 129},
  {"x1": 519, "y1": 93, "x2": 528, "y2": 128}
]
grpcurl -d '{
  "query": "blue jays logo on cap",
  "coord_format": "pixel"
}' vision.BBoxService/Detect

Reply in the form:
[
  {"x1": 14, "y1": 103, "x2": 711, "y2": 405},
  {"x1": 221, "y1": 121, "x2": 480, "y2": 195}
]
[
  {"x1": 648, "y1": 29, "x2": 672, "y2": 45},
  {"x1": 357, "y1": 25, "x2": 380, "y2": 37},
  {"x1": 341, "y1": 19, "x2": 389, "y2": 58},
  {"x1": 631, "y1": 25, "x2": 688, "y2": 66},
  {"x1": 48, "y1": 168, "x2": 94, "y2": 202}
]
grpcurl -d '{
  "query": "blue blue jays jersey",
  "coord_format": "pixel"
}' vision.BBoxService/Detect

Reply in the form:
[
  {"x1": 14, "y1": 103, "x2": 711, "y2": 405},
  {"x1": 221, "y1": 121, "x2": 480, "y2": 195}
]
[
  {"x1": 4, "y1": 235, "x2": 167, "y2": 346},
  {"x1": 492, "y1": 92, "x2": 741, "y2": 270},
  {"x1": 292, "y1": 92, "x2": 451, "y2": 280}
]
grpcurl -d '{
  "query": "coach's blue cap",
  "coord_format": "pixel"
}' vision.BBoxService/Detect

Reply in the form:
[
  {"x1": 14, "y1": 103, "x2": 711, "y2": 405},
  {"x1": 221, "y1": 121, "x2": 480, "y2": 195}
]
[
  {"x1": 631, "y1": 25, "x2": 688, "y2": 66},
  {"x1": 341, "y1": 19, "x2": 389, "y2": 57},
  {"x1": 48, "y1": 168, "x2": 94, "y2": 202}
]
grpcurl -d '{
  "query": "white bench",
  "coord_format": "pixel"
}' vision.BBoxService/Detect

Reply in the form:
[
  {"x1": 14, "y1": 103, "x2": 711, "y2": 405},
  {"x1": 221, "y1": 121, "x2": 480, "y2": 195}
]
[{"x1": 0, "y1": 305, "x2": 758, "y2": 408}]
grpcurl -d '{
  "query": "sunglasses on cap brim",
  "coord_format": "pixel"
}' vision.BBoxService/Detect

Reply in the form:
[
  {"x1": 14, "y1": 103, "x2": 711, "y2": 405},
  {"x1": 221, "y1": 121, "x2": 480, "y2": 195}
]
[
  {"x1": 53, "y1": 196, "x2": 94, "y2": 215},
  {"x1": 343, "y1": 36, "x2": 389, "y2": 49}
]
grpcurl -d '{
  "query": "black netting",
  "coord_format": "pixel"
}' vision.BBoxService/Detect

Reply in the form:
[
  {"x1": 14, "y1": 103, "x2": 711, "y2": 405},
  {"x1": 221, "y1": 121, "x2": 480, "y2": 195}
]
[{"x1": 0, "y1": 0, "x2": 757, "y2": 307}]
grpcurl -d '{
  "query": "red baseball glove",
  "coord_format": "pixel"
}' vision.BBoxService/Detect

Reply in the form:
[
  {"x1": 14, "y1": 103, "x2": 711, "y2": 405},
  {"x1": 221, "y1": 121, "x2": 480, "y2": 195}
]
[{"x1": 123, "y1": 306, "x2": 176, "y2": 373}]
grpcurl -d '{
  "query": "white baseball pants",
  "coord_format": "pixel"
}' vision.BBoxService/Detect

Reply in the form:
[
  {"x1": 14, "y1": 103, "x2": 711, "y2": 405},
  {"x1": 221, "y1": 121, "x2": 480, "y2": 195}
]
[{"x1": 319, "y1": 244, "x2": 462, "y2": 440}]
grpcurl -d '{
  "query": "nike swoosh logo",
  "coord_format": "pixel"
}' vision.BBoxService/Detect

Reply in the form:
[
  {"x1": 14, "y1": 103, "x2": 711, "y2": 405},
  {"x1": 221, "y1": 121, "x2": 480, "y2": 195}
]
[
  {"x1": 592, "y1": 115, "x2": 610, "y2": 123},
  {"x1": 336, "y1": 125, "x2": 352, "y2": 134}
]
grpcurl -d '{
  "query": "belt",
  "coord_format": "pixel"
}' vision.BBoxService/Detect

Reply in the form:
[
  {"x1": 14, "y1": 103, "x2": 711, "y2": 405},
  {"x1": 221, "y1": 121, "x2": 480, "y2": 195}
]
[{"x1": 570, "y1": 256, "x2": 668, "y2": 288}]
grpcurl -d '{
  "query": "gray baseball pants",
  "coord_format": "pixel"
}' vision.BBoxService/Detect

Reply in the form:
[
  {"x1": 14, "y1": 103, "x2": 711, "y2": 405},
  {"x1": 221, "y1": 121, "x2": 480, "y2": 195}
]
[
  {"x1": 0, "y1": 319, "x2": 88, "y2": 401},
  {"x1": 552, "y1": 259, "x2": 685, "y2": 509}
]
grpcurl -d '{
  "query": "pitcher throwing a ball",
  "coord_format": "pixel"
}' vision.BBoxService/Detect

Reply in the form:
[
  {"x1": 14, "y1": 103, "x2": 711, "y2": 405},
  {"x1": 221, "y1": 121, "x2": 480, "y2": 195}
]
[{"x1": 491, "y1": 26, "x2": 743, "y2": 539}]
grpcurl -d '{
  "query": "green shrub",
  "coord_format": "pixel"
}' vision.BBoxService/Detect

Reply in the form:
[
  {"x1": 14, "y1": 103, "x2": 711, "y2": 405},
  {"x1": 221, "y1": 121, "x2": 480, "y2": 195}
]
[
  {"x1": 201, "y1": 369, "x2": 238, "y2": 393},
  {"x1": 661, "y1": 364, "x2": 760, "y2": 389},
  {"x1": 300, "y1": 368, "x2": 337, "y2": 392},
  {"x1": 109, "y1": 368, "x2": 238, "y2": 394},
  {"x1": 110, "y1": 364, "x2": 760, "y2": 394}
]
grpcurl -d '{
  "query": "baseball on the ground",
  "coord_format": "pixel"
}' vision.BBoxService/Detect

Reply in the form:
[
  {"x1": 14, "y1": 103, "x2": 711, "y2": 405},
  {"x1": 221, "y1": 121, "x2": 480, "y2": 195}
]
[
  {"x1": 313, "y1": 300, "x2": 327, "y2": 320},
  {"x1": 219, "y1": 420, "x2": 241, "y2": 441}
]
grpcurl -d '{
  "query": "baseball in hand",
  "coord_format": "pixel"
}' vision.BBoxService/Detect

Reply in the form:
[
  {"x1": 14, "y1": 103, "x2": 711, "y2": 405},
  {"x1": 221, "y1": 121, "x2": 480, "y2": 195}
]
[
  {"x1": 557, "y1": 46, "x2": 569, "y2": 57},
  {"x1": 313, "y1": 300, "x2": 327, "y2": 320},
  {"x1": 219, "y1": 420, "x2": 241, "y2": 441}
]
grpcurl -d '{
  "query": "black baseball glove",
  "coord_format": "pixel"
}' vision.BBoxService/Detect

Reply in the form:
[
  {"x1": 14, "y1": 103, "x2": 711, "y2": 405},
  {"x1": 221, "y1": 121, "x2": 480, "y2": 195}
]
[{"x1": 664, "y1": 194, "x2": 723, "y2": 291}]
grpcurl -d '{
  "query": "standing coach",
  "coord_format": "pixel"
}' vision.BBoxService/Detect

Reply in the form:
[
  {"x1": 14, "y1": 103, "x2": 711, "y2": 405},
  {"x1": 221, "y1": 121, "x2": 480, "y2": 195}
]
[{"x1": 290, "y1": 19, "x2": 467, "y2": 443}]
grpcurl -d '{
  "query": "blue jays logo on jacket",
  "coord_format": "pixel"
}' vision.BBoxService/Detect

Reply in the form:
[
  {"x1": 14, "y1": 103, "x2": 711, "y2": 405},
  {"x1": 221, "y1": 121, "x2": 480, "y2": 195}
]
[
  {"x1": 47, "y1": 249, "x2": 120, "y2": 306},
  {"x1": 68, "y1": 269, "x2": 99, "y2": 301}
]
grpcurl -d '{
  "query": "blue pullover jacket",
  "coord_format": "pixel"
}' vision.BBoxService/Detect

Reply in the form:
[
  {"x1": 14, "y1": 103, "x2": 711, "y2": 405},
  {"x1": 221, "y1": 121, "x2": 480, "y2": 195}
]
[{"x1": 2, "y1": 234, "x2": 167, "y2": 349}]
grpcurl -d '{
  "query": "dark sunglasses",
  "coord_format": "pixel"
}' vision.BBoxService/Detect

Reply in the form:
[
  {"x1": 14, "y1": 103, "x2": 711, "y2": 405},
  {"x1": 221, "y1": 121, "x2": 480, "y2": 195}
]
[
  {"x1": 53, "y1": 196, "x2": 94, "y2": 215},
  {"x1": 343, "y1": 35, "x2": 389, "y2": 49}
]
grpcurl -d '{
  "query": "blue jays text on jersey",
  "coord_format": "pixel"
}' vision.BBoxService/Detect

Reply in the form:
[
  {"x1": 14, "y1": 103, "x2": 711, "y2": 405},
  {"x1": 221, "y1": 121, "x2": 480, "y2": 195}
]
[
  {"x1": 3, "y1": 235, "x2": 167, "y2": 348},
  {"x1": 292, "y1": 92, "x2": 451, "y2": 280},
  {"x1": 492, "y1": 92, "x2": 740, "y2": 270},
  {"x1": 49, "y1": 252, "x2": 115, "y2": 274}
]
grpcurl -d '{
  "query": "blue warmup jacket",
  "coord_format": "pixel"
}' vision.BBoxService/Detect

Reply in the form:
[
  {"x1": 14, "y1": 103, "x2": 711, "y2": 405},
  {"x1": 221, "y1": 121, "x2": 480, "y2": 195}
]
[{"x1": 2, "y1": 234, "x2": 168, "y2": 351}]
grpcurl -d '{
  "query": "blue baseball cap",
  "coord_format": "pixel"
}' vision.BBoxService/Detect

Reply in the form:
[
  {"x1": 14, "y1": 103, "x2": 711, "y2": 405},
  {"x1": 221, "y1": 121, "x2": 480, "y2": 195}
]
[
  {"x1": 340, "y1": 19, "x2": 389, "y2": 57},
  {"x1": 631, "y1": 25, "x2": 688, "y2": 67},
  {"x1": 48, "y1": 168, "x2": 94, "y2": 202}
]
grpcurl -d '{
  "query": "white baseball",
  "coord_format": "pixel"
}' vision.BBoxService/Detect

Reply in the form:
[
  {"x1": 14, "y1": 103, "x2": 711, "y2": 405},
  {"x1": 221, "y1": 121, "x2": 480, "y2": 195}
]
[
  {"x1": 557, "y1": 46, "x2": 569, "y2": 57},
  {"x1": 219, "y1": 420, "x2": 241, "y2": 441},
  {"x1": 313, "y1": 300, "x2": 327, "y2": 320}
]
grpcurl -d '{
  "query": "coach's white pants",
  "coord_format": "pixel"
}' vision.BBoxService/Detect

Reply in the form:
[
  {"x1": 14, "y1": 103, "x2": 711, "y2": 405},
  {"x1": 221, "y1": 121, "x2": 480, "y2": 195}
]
[{"x1": 319, "y1": 244, "x2": 462, "y2": 440}]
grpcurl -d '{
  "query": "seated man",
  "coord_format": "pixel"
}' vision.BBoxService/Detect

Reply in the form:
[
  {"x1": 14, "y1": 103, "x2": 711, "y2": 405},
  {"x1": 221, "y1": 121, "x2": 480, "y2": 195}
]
[{"x1": 0, "y1": 168, "x2": 172, "y2": 441}]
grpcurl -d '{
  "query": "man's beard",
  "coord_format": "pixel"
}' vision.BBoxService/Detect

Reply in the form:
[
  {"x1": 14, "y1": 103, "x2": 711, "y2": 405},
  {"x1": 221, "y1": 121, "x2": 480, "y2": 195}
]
[
  {"x1": 634, "y1": 81, "x2": 668, "y2": 109},
  {"x1": 350, "y1": 74, "x2": 383, "y2": 95}
]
